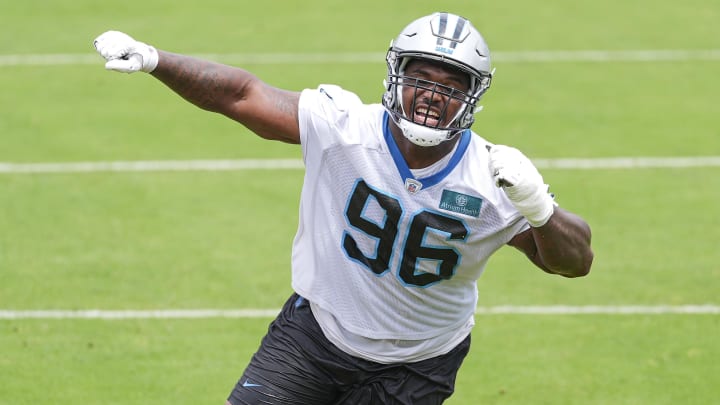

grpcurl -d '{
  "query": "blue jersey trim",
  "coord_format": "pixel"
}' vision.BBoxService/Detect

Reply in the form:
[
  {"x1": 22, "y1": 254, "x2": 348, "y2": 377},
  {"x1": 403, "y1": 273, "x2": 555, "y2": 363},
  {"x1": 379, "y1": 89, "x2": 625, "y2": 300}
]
[{"x1": 382, "y1": 112, "x2": 470, "y2": 190}]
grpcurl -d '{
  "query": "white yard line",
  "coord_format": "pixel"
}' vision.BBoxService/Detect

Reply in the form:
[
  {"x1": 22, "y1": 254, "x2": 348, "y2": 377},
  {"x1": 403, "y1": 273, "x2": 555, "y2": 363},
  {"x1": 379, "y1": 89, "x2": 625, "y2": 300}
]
[
  {"x1": 473, "y1": 305, "x2": 720, "y2": 315},
  {"x1": 1, "y1": 156, "x2": 719, "y2": 174},
  {"x1": 0, "y1": 309, "x2": 280, "y2": 320},
  {"x1": 1, "y1": 49, "x2": 720, "y2": 67},
  {"x1": 532, "y1": 156, "x2": 720, "y2": 169},
  {"x1": 0, "y1": 305, "x2": 717, "y2": 319},
  {"x1": 0, "y1": 159, "x2": 305, "y2": 173}
]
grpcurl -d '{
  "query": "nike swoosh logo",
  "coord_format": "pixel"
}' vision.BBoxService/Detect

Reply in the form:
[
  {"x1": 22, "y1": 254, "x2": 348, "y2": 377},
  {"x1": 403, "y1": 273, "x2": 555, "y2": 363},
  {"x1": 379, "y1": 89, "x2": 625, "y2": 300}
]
[{"x1": 242, "y1": 379, "x2": 262, "y2": 388}]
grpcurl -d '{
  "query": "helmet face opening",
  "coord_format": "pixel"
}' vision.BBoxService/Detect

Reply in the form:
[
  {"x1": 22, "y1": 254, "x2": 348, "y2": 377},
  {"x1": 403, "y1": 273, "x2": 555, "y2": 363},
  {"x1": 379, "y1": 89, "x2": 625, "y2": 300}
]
[
  {"x1": 390, "y1": 70, "x2": 478, "y2": 132},
  {"x1": 382, "y1": 12, "x2": 493, "y2": 147}
]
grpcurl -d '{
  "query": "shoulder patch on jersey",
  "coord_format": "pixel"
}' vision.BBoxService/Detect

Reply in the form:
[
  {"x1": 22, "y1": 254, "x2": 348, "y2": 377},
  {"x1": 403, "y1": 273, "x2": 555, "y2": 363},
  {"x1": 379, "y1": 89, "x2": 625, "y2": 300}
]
[{"x1": 439, "y1": 190, "x2": 482, "y2": 217}]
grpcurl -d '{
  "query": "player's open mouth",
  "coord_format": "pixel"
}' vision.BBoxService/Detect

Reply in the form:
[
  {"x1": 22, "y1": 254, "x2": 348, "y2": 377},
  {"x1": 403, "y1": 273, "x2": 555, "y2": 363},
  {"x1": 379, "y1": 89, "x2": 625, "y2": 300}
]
[{"x1": 414, "y1": 106, "x2": 442, "y2": 127}]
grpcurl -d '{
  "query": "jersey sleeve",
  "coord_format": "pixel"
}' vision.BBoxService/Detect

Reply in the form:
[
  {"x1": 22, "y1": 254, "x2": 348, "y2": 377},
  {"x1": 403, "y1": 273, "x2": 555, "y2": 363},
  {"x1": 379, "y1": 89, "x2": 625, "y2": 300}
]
[{"x1": 298, "y1": 84, "x2": 366, "y2": 163}]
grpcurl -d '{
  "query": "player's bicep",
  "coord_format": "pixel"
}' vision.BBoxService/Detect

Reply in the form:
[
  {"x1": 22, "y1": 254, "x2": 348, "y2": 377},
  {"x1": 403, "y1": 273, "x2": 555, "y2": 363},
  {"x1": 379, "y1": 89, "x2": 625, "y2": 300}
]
[{"x1": 228, "y1": 80, "x2": 301, "y2": 144}]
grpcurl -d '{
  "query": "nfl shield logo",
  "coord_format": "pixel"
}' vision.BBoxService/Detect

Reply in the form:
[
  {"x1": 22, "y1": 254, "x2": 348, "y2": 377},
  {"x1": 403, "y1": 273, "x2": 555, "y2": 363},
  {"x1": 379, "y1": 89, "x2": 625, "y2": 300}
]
[{"x1": 405, "y1": 178, "x2": 423, "y2": 194}]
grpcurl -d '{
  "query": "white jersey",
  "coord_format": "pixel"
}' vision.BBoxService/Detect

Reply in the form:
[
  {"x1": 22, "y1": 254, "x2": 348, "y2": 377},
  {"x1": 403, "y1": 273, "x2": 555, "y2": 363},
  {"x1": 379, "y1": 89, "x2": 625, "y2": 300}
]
[{"x1": 293, "y1": 85, "x2": 529, "y2": 362}]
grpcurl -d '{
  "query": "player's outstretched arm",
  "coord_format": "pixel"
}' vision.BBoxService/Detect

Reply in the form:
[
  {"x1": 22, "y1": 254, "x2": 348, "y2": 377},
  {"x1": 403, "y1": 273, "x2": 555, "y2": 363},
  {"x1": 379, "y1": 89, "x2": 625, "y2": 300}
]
[
  {"x1": 151, "y1": 50, "x2": 300, "y2": 143},
  {"x1": 488, "y1": 144, "x2": 593, "y2": 277},
  {"x1": 93, "y1": 31, "x2": 300, "y2": 144}
]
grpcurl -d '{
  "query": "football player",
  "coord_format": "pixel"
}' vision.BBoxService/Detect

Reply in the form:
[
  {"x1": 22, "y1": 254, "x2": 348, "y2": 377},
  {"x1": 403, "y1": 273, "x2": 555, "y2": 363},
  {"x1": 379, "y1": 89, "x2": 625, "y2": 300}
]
[{"x1": 93, "y1": 12, "x2": 593, "y2": 404}]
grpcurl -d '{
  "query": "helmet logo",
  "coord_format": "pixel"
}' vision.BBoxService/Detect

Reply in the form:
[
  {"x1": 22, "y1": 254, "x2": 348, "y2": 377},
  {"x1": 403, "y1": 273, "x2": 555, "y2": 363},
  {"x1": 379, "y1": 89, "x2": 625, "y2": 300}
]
[
  {"x1": 435, "y1": 45, "x2": 455, "y2": 55},
  {"x1": 432, "y1": 13, "x2": 469, "y2": 55}
]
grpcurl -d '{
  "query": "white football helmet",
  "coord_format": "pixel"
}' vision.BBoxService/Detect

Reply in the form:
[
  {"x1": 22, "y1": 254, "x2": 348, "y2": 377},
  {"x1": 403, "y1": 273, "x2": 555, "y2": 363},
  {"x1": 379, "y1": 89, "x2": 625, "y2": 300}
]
[{"x1": 383, "y1": 12, "x2": 493, "y2": 147}]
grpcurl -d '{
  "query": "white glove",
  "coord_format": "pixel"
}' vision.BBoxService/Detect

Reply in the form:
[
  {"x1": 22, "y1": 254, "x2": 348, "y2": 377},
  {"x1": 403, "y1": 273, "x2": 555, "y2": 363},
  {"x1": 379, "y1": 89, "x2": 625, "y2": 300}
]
[
  {"x1": 93, "y1": 31, "x2": 158, "y2": 73},
  {"x1": 488, "y1": 144, "x2": 555, "y2": 227}
]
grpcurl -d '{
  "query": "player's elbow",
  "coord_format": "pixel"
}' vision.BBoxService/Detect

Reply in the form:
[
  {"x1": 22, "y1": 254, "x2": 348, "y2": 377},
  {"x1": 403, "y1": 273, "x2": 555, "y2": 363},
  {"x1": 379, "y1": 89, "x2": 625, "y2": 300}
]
[
  {"x1": 551, "y1": 248, "x2": 594, "y2": 278},
  {"x1": 561, "y1": 265, "x2": 591, "y2": 278}
]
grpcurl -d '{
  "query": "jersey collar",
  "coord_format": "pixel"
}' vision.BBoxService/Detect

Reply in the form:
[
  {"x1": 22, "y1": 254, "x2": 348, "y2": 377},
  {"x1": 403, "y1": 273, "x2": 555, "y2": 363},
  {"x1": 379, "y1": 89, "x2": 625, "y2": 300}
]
[{"x1": 382, "y1": 112, "x2": 470, "y2": 193}]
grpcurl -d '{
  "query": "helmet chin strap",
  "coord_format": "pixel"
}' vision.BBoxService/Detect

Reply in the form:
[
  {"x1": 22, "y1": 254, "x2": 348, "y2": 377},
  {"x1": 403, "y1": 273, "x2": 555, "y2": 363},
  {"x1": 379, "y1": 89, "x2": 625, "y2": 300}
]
[{"x1": 398, "y1": 119, "x2": 453, "y2": 147}]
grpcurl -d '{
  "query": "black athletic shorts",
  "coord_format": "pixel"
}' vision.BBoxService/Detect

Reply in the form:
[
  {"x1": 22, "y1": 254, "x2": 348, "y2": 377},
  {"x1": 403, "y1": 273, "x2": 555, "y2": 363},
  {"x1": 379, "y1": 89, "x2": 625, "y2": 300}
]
[{"x1": 227, "y1": 293, "x2": 471, "y2": 405}]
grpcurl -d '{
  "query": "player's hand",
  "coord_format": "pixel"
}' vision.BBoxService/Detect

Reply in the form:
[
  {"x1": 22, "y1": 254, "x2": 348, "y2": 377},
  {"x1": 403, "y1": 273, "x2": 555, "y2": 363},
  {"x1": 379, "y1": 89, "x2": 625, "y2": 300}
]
[
  {"x1": 93, "y1": 31, "x2": 158, "y2": 73},
  {"x1": 487, "y1": 144, "x2": 555, "y2": 227}
]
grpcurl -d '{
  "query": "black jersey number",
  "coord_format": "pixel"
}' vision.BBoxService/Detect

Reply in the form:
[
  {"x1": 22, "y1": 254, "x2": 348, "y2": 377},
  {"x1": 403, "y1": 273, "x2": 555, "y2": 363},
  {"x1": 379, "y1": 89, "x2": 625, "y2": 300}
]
[{"x1": 342, "y1": 180, "x2": 468, "y2": 287}]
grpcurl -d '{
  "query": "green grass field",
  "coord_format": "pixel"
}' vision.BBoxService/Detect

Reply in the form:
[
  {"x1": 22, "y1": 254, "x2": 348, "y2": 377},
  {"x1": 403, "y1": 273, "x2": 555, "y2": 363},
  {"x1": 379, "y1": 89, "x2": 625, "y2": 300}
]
[{"x1": 1, "y1": 0, "x2": 719, "y2": 404}]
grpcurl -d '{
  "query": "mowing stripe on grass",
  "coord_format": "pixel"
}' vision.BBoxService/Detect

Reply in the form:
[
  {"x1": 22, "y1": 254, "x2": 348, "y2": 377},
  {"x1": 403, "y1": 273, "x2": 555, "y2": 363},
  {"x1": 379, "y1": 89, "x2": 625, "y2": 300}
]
[
  {"x1": 0, "y1": 156, "x2": 719, "y2": 174},
  {"x1": 1, "y1": 49, "x2": 720, "y2": 67},
  {"x1": 1, "y1": 305, "x2": 718, "y2": 319}
]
